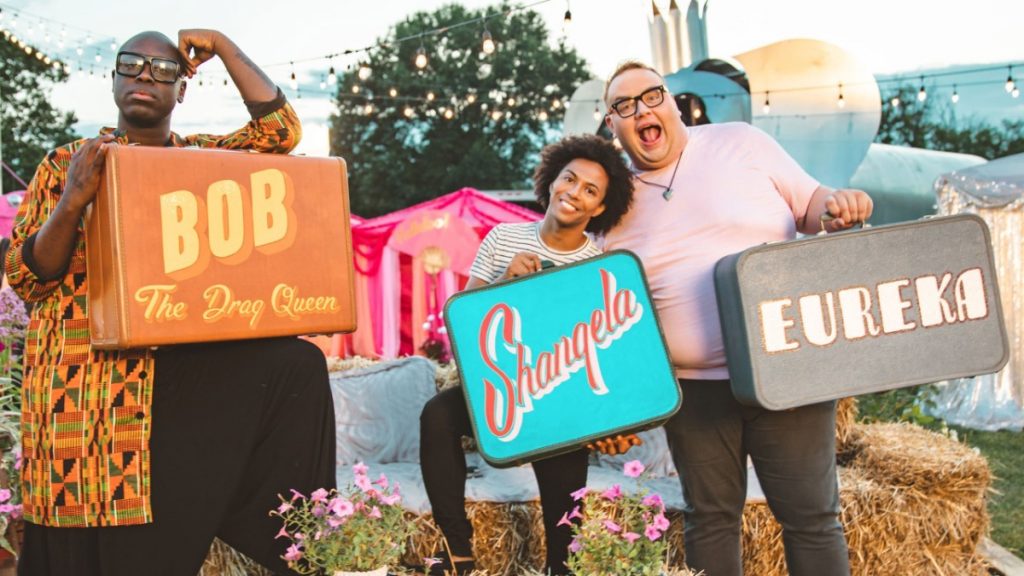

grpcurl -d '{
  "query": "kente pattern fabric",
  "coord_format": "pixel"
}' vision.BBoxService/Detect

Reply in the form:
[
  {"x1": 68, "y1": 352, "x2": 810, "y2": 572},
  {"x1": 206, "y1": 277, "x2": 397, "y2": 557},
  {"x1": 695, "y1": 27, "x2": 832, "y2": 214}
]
[{"x1": 4, "y1": 100, "x2": 301, "y2": 527}]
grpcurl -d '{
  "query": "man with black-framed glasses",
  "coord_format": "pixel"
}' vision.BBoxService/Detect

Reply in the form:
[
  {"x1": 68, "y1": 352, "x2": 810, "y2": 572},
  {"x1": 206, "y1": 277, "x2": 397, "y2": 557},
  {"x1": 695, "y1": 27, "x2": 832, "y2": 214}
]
[
  {"x1": 601, "y1": 60, "x2": 873, "y2": 576},
  {"x1": 6, "y1": 30, "x2": 336, "y2": 576}
]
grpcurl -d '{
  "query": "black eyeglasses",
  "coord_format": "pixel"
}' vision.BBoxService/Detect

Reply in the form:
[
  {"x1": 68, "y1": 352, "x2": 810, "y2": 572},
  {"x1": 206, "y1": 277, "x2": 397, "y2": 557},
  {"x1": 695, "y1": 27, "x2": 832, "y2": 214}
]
[
  {"x1": 115, "y1": 51, "x2": 181, "y2": 83},
  {"x1": 608, "y1": 85, "x2": 667, "y2": 118}
]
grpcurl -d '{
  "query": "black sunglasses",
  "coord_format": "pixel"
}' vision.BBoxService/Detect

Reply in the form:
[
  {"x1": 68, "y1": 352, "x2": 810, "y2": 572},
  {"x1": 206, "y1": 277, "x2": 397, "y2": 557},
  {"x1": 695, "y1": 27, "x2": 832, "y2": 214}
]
[{"x1": 115, "y1": 51, "x2": 181, "y2": 84}]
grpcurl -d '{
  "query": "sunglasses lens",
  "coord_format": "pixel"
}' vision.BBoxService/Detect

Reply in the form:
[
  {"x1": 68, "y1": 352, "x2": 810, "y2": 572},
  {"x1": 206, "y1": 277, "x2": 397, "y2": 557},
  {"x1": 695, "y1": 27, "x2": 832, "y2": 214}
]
[
  {"x1": 116, "y1": 54, "x2": 145, "y2": 77},
  {"x1": 150, "y1": 59, "x2": 179, "y2": 82}
]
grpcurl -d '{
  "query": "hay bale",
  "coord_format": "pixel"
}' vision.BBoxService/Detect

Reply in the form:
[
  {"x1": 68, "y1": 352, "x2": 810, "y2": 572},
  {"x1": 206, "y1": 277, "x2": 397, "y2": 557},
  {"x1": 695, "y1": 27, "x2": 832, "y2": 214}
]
[
  {"x1": 402, "y1": 501, "x2": 542, "y2": 576},
  {"x1": 835, "y1": 396, "x2": 858, "y2": 460},
  {"x1": 847, "y1": 422, "x2": 991, "y2": 500},
  {"x1": 839, "y1": 466, "x2": 989, "y2": 576},
  {"x1": 326, "y1": 355, "x2": 381, "y2": 374}
]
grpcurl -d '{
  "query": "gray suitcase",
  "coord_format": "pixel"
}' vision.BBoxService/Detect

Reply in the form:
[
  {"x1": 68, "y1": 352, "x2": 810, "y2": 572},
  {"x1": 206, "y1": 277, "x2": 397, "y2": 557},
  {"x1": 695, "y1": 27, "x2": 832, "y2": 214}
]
[{"x1": 714, "y1": 214, "x2": 1009, "y2": 410}]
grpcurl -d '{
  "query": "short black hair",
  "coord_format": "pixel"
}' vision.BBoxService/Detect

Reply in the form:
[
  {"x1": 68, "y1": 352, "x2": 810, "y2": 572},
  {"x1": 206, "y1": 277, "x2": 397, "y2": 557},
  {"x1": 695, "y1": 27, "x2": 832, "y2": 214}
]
[{"x1": 533, "y1": 135, "x2": 633, "y2": 235}]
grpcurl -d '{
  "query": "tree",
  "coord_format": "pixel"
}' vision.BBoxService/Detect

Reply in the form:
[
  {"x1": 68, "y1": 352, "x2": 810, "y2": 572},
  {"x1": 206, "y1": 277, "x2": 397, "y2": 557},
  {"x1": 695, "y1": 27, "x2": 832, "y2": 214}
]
[
  {"x1": 0, "y1": 33, "x2": 79, "y2": 194},
  {"x1": 329, "y1": 3, "x2": 591, "y2": 216},
  {"x1": 877, "y1": 85, "x2": 1024, "y2": 159}
]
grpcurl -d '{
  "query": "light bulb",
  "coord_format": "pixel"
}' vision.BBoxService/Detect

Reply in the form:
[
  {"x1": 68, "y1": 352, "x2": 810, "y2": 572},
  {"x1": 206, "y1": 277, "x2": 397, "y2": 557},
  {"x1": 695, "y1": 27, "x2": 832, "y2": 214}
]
[
  {"x1": 358, "y1": 65, "x2": 372, "y2": 80},
  {"x1": 414, "y1": 46, "x2": 428, "y2": 69},
  {"x1": 482, "y1": 29, "x2": 495, "y2": 55},
  {"x1": 538, "y1": 110, "x2": 549, "y2": 122},
  {"x1": 890, "y1": 96, "x2": 901, "y2": 108},
  {"x1": 917, "y1": 86, "x2": 927, "y2": 102},
  {"x1": 389, "y1": 87, "x2": 398, "y2": 98},
  {"x1": 404, "y1": 106, "x2": 414, "y2": 118}
]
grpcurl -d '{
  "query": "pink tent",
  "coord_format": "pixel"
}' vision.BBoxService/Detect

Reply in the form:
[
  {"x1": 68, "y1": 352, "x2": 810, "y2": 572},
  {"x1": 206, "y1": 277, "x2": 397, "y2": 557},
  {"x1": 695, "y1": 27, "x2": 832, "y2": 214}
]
[
  {"x1": 327, "y1": 188, "x2": 540, "y2": 358},
  {"x1": 1, "y1": 192, "x2": 25, "y2": 238}
]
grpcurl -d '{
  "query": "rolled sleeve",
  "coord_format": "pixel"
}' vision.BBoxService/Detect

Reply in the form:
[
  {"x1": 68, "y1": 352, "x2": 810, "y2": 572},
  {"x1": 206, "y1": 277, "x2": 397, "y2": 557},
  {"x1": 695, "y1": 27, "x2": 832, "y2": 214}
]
[{"x1": 185, "y1": 89, "x2": 302, "y2": 154}]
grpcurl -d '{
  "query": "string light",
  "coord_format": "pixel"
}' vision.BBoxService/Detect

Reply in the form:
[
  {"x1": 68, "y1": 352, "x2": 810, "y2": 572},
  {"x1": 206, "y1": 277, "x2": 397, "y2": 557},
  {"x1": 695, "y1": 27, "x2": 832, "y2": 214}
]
[
  {"x1": 364, "y1": 103, "x2": 374, "y2": 115},
  {"x1": 328, "y1": 63, "x2": 337, "y2": 85},
  {"x1": 538, "y1": 109, "x2": 549, "y2": 122},
  {"x1": 358, "y1": 64, "x2": 372, "y2": 80},
  {"x1": 837, "y1": 83, "x2": 846, "y2": 108},
  {"x1": 427, "y1": 91, "x2": 436, "y2": 101},
  {"x1": 592, "y1": 106, "x2": 601, "y2": 121},
  {"x1": 319, "y1": 75, "x2": 326, "y2": 90},
  {"x1": 890, "y1": 96, "x2": 901, "y2": 108},
  {"x1": 403, "y1": 106, "x2": 415, "y2": 118},
  {"x1": 389, "y1": 87, "x2": 398, "y2": 98},
  {"x1": 563, "y1": 0, "x2": 572, "y2": 31},
  {"x1": 1014, "y1": 87, "x2": 1021, "y2": 99},
  {"x1": 763, "y1": 91, "x2": 771, "y2": 114},
  {"x1": 443, "y1": 108, "x2": 454, "y2": 119},
  {"x1": 491, "y1": 110, "x2": 502, "y2": 121},
  {"x1": 951, "y1": 85, "x2": 959, "y2": 104},
  {"x1": 481, "y1": 28, "x2": 495, "y2": 55},
  {"x1": 351, "y1": 84, "x2": 360, "y2": 94},
  {"x1": 414, "y1": 42, "x2": 428, "y2": 69},
  {"x1": 289, "y1": 63, "x2": 298, "y2": 90},
  {"x1": 466, "y1": 93, "x2": 476, "y2": 104},
  {"x1": 94, "y1": 49, "x2": 101, "y2": 63},
  {"x1": 917, "y1": 79, "x2": 927, "y2": 102},
  {"x1": 1006, "y1": 66, "x2": 1015, "y2": 93}
]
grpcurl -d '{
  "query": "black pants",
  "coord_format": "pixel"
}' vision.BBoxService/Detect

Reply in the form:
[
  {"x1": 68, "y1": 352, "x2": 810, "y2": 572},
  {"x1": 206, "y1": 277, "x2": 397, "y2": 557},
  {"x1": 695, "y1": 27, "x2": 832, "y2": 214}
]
[
  {"x1": 420, "y1": 387, "x2": 588, "y2": 575},
  {"x1": 19, "y1": 337, "x2": 337, "y2": 576},
  {"x1": 665, "y1": 379, "x2": 849, "y2": 576}
]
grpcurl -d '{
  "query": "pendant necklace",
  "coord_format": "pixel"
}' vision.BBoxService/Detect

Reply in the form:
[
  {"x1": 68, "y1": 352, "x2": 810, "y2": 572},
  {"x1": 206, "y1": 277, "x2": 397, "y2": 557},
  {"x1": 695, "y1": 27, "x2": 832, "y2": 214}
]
[{"x1": 634, "y1": 149, "x2": 684, "y2": 201}]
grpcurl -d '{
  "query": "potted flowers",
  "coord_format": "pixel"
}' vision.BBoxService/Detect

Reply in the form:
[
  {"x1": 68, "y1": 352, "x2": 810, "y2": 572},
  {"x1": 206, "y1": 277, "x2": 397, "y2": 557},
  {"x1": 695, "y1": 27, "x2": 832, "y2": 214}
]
[
  {"x1": 270, "y1": 463, "x2": 415, "y2": 575},
  {"x1": 565, "y1": 460, "x2": 670, "y2": 576}
]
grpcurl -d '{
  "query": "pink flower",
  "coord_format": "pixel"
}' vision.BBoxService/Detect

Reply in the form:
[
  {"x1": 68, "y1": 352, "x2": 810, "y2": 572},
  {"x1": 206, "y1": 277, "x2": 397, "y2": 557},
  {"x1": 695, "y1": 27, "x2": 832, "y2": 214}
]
[
  {"x1": 570, "y1": 486, "x2": 589, "y2": 501},
  {"x1": 276, "y1": 502, "x2": 293, "y2": 514},
  {"x1": 353, "y1": 462, "x2": 369, "y2": 476},
  {"x1": 557, "y1": 512, "x2": 572, "y2": 528},
  {"x1": 623, "y1": 460, "x2": 645, "y2": 478},
  {"x1": 0, "y1": 489, "x2": 11, "y2": 503},
  {"x1": 603, "y1": 519, "x2": 622, "y2": 533},
  {"x1": 602, "y1": 484, "x2": 622, "y2": 501},
  {"x1": 284, "y1": 544, "x2": 303, "y2": 562},
  {"x1": 642, "y1": 494, "x2": 664, "y2": 510},
  {"x1": 13, "y1": 448, "x2": 20, "y2": 471},
  {"x1": 330, "y1": 497, "x2": 355, "y2": 517},
  {"x1": 368, "y1": 506, "x2": 382, "y2": 519},
  {"x1": 570, "y1": 505, "x2": 583, "y2": 520},
  {"x1": 310, "y1": 488, "x2": 329, "y2": 503},
  {"x1": 311, "y1": 503, "x2": 326, "y2": 517},
  {"x1": 288, "y1": 489, "x2": 306, "y2": 502},
  {"x1": 623, "y1": 531, "x2": 642, "y2": 543},
  {"x1": 653, "y1": 512, "x2": 670, "y2": 531},
  {"x1": 569, "y1": 537, "x2": 582, "y2": 553},
  {"x1": 355, "y1": 474, "x2": 374, "y2": 492},
  {"x1": 379, "y1": 492, "x2": 402, "y2": 506},
  {"x1": 374, "y1": 473, "x2": 389, "y2": 489},
  {"x1": 645, "y1": 524, "x2": 662, "y2": 541},
  {"x1": 326, "y1": 515, "x2": 346, "y2": 528},
  {"x1": 274, "y1": 526, "x2": 290, "y2": 540}
]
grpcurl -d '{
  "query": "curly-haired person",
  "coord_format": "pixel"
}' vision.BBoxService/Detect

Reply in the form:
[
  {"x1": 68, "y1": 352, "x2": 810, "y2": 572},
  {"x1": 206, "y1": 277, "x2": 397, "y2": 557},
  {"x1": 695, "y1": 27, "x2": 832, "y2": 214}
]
[{"x1": 419, "y1": 134, "x2": 633, "y2": 576}]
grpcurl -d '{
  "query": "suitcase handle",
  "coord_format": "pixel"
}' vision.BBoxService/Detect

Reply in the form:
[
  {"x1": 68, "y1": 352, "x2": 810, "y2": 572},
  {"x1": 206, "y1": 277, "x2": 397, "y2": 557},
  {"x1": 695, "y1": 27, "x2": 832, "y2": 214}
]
[{"x1": 818, "y1": 213, "x2": 867, "y2": 235}]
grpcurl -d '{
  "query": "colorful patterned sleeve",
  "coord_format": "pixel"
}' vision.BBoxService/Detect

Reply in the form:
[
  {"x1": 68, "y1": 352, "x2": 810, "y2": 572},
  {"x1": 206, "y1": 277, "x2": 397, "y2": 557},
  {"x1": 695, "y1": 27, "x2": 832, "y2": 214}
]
[
  {"x1": 4, "y1": 150, "x2": 71, "y2": 302},
  {"x1": 184, "y1": 92, "x2": 302, "y2": 154}
]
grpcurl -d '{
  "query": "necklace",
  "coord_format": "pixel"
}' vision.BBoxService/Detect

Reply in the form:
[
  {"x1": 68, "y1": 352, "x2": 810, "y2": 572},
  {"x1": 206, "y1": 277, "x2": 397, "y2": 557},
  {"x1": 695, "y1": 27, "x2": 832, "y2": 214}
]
[{"x1": 633, "y1": 149, "x2": 684, "y2": 201}]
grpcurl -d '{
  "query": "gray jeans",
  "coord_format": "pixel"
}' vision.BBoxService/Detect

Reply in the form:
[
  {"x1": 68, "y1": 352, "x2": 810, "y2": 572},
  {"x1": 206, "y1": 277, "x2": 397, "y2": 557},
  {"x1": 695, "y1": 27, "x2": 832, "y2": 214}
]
[{"x1": 665, "y1": 379, "x2": 850, "y2": 576}]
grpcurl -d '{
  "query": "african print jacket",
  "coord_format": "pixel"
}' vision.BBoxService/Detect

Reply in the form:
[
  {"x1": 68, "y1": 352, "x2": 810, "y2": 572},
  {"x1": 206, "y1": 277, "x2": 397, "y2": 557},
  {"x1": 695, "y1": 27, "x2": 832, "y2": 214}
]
[{"x1": 4, "y1": 94, "x2": 301, "y2": 527}]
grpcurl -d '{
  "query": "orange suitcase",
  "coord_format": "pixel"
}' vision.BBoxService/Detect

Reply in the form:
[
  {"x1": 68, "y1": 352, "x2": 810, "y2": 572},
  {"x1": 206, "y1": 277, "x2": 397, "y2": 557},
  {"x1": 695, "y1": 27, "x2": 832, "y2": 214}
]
[{"x1": 86, "y1": 145, "x2": 356, "y2": 349}]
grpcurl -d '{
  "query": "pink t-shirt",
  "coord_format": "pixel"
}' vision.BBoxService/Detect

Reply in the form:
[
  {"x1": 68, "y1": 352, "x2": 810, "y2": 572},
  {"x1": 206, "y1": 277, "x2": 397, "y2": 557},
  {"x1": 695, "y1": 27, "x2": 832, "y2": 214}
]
[{"x1": 602, "y1": 122, "x2": 819, "y2": 380}]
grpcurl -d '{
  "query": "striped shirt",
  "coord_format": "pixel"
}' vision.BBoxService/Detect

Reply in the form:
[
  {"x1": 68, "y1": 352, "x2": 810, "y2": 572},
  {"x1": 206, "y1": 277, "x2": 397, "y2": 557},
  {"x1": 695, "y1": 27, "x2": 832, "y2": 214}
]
[{"x1": 469, "y1": 222, "x2": 601, "y2": 284}]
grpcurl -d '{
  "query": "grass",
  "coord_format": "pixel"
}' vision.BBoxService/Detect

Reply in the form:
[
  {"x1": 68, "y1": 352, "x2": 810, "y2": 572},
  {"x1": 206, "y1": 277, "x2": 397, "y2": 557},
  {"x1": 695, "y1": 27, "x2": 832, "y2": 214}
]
[{"x1": 856, "y1": 387, "x2": 1024, "y2": 558}]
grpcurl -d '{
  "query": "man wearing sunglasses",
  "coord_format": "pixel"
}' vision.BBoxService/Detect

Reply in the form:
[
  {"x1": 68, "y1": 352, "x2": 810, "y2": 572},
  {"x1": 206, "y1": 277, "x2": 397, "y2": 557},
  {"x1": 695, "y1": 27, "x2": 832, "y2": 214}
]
[
  {"x1": 6, "y1": 30, "x2": 335, "y2": 576},
  {"x1": 600, "y1": 61, "x2": 873, "y2": 576}
]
